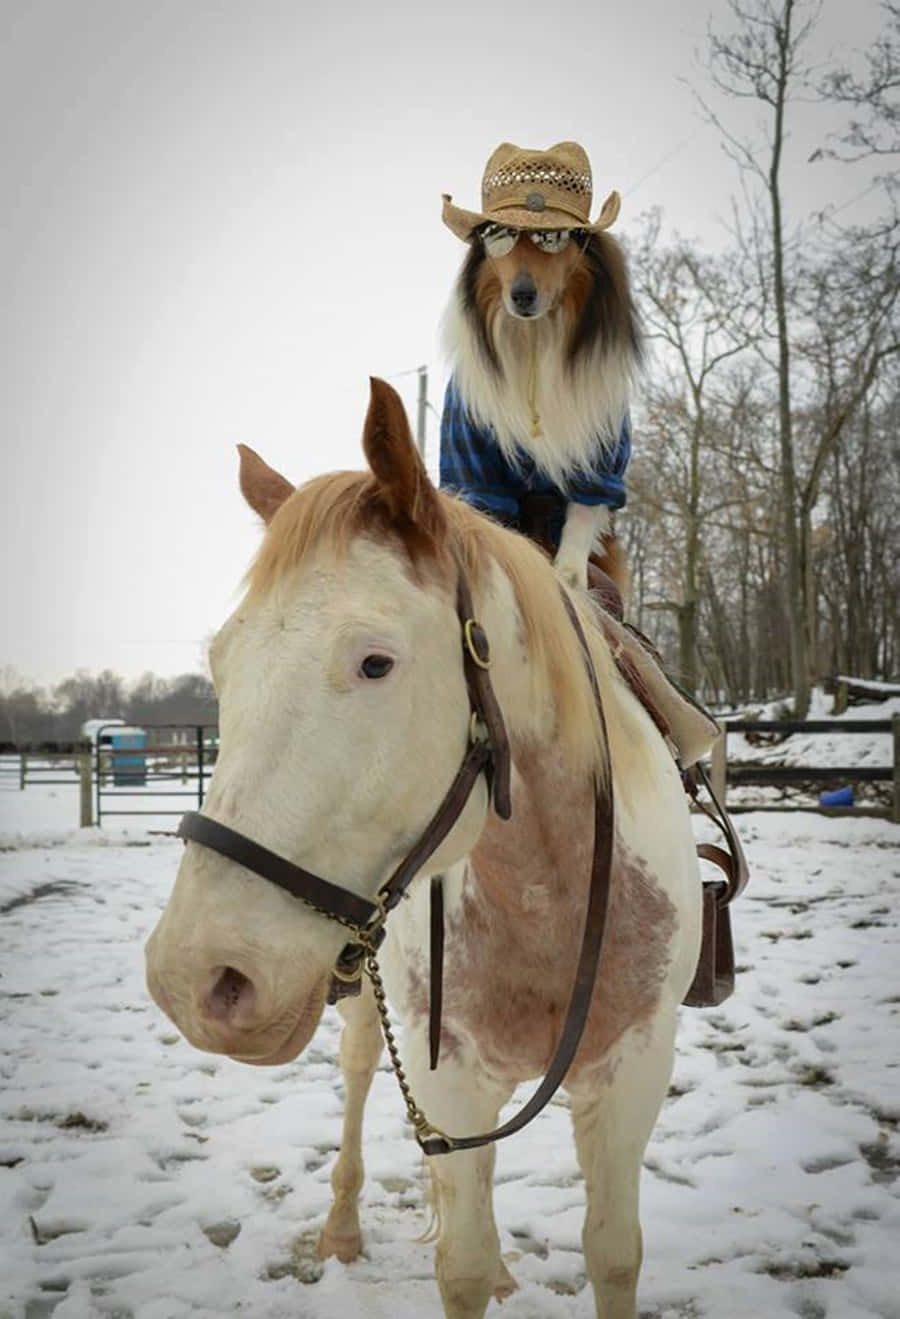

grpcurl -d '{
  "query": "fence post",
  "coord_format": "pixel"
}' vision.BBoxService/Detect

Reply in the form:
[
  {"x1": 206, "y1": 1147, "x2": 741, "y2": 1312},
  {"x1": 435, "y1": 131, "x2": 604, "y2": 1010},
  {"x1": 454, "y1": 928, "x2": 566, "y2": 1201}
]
[
  {"x1": 893, "y1": 714, "x2": 899, "y2": 826},
  {"x1": 79, "y1": 753, "x2": 93, "y2": 828},
  {"x1": 710, "y1": 730, "x2": 727, "y2": 804},
  {"x1": 196, "y1": 726, "x2": 205, "y2": 808},
  {"x1": 20, "y1": 752, "x2": 26, "y2": 790}
]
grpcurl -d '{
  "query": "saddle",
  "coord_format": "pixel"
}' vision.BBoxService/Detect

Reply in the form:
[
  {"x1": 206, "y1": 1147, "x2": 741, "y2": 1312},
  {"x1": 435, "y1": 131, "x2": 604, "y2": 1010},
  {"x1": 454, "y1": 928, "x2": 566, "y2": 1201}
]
[{"x1": 520, "y1": 494, "x2": 748, "y2": 1008}]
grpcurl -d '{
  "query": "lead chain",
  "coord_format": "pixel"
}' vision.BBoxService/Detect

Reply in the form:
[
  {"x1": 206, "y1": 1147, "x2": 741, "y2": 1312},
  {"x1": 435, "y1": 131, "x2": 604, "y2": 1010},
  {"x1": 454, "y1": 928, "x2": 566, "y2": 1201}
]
[{"x1": 363, "y1": 946, "x2": 453, "y2": 1152}]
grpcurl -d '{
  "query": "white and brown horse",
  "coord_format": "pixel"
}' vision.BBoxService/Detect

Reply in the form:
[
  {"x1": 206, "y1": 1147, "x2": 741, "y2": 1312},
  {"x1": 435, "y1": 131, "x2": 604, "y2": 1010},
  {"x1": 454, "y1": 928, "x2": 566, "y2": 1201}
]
[{"x1": 145, "y1": 379, "x2": 703, "y2": 1319}]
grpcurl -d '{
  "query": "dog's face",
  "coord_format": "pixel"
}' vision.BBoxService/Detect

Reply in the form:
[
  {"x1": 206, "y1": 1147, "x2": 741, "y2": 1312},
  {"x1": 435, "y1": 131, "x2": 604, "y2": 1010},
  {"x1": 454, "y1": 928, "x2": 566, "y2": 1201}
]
[
  {"x1": 469, "y1": 229, "x2": 580, "y2": 321},
  {"x1": 483, "y1": 231, "x2": 585, "y2": 321}
]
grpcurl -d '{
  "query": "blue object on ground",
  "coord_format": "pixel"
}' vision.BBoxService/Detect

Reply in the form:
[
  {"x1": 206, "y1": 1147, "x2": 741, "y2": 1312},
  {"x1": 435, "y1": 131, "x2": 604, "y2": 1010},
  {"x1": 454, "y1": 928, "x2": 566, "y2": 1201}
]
[{"x1": 819, "y1": 785, "x2": 854, "y2": 807}]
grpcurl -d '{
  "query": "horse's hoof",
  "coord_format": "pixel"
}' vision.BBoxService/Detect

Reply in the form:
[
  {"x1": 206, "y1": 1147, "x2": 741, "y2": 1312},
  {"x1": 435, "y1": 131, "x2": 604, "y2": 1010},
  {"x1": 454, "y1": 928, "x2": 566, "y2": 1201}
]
[
  {"x1": 493, "y1": 1260, "x2": 518, "y2": 1301},
  {"x1": 317, "y1": 1228, "x2": 362, "y2": 1262}
]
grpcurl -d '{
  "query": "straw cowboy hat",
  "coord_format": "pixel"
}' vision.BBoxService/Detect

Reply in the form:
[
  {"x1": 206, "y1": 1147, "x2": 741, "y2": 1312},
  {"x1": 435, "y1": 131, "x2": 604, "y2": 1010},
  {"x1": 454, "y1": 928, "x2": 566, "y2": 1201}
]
[{"x1": 442, "y1": 140, "x2": 621, "y2": 241}]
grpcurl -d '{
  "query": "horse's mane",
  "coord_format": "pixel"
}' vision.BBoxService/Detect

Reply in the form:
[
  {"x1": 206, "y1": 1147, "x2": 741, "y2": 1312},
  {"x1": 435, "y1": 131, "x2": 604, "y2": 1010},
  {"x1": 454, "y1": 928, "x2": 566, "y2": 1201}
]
[{"x1": 247, "y1": 471, "x2": 618, "y2": 779}]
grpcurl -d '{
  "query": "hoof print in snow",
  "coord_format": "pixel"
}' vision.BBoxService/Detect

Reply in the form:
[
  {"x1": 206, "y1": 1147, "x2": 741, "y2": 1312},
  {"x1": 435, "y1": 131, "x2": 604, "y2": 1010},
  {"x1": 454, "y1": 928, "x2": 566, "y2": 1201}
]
[
  {"x1": 265, "y1": 1230, "x2": 325, "y2": 1284},
  {"x1": 202, "y1": 1219, "x2": 241, "y2": 1248},
  {"x1": 250, "y1": 1165, "x2": 281, "y2": 1183}
]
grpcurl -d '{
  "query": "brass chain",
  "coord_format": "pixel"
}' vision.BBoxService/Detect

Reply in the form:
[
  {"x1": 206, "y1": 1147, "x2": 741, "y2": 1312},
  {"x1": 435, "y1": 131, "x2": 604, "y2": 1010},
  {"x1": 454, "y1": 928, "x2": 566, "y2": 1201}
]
[{"x1": 361, "y1": 941, "x2": 453, "y2": 1152}]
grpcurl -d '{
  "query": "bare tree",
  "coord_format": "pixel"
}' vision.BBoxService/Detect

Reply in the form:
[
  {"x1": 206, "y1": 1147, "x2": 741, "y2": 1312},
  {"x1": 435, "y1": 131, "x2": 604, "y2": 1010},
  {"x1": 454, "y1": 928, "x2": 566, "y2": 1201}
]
[
  {"x1": 817, "y1": 1, "x2": 900, "y2": 162},
  {"x1": 698, "y1": 0, "x2": 821, "y2": 714},
  {"x1": 629, "y1": 215, "x2": 759, "y2": 692},
  {"x1": 792, "y1": 223, "x2": 900, "y2": 673}
]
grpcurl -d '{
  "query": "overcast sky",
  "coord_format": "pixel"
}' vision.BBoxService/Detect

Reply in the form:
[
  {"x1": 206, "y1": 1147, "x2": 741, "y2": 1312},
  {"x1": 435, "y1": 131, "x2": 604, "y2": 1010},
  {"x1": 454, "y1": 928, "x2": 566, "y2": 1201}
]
[{"x1": 2, "y1": 0, "x2": 886, "y2": 688}]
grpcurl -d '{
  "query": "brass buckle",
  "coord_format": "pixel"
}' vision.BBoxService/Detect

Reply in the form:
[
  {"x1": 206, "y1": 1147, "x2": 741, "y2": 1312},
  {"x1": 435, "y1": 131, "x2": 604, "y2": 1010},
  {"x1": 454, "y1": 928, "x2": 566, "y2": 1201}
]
[
  {"x1": 330, "y1": 950, "x2": 365, "y2": 985},
  {"x1": 464, "y1": 618, "x2": 491, "y2": 669},
  {"x1": 358, "y1": 895, "x2": 389, "y2": 951}
]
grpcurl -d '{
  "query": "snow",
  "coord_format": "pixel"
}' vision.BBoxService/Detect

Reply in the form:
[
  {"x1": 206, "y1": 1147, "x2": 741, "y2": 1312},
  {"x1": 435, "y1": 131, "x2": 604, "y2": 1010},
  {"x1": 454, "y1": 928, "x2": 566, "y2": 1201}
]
[{"x1": 1, "y1": 753, "x2": 898, "y2": 1318}]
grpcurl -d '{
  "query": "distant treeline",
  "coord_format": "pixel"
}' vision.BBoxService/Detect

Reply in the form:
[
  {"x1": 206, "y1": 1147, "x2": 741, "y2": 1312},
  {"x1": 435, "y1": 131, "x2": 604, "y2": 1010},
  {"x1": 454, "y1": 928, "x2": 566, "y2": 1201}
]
[{"x1": 0, "y1": 668, "x2": 217, "y2": 749}]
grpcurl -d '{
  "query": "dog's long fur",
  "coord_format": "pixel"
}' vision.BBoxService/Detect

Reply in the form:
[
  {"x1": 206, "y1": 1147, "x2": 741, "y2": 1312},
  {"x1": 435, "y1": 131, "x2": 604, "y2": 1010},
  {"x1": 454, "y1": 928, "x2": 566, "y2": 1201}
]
[{"x1": 443, "y1": 231, "x2": 642, "y2": 490}]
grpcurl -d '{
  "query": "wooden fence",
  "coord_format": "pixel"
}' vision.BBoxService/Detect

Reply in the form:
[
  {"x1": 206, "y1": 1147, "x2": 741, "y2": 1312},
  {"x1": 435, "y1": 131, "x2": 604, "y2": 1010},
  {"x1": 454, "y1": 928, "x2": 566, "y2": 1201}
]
[
  {"x1": 708, "y1": 715, "x2": 899, "y2": 821},
  {"x1": 4, "y1": 716, "x2": 898, "y2": 826}
]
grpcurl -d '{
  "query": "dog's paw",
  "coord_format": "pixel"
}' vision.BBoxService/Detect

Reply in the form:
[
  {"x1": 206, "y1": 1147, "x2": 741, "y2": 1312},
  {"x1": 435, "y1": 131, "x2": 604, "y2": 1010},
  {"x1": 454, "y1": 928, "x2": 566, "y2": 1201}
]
[{"x1": 554, "y1": 556, "x2": 588, "y2": 592}]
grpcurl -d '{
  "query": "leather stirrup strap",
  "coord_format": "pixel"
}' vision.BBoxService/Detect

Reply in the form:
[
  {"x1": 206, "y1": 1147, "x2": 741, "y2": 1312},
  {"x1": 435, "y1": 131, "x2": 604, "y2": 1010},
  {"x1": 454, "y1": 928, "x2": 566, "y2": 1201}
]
[
  {"x1": 690, "y1": 763, "x2": 749, "y2": 904},
  {"x1": 420, "y1": 592, "x2": 614, "y2": 1156},
  {"x1": 429, "y1": 876, "x2": 445, "y2": 1070}
]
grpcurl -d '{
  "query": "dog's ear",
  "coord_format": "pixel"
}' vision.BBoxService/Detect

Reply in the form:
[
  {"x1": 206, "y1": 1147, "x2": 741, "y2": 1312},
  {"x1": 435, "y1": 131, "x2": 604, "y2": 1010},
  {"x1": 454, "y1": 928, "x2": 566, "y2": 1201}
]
[
  {"x1": 363, "y1": 378, "x2": 445, "y2": 553},
  {"x1": 237, "y1": 445, "x2": 294, "y2": 523}
]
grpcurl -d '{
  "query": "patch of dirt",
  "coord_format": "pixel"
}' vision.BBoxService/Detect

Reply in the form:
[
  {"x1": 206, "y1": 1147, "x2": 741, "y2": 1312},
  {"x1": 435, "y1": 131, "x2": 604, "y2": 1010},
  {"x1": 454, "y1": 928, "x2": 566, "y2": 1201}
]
[
  {"x1": 860, "y1": 1134, "x2": 899, "y2": 1185},
  {"x1": 56, "y1": 1112, "x2": 108, "y2": 1133}
]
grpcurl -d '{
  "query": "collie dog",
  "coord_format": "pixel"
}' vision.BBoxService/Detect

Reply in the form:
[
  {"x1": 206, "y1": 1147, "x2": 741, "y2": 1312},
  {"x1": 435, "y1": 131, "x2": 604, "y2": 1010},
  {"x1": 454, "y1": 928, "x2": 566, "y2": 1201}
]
[{"x1": 440, "y1": 143, "x2": 642, "y2": 594}]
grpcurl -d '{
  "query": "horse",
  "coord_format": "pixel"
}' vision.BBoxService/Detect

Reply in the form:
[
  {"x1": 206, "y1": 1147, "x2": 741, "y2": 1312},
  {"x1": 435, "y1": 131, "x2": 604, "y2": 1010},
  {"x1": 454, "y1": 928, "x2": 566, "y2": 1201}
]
[{"x1": 145, "y1": 378, "x2": 704, "y2": 1319}]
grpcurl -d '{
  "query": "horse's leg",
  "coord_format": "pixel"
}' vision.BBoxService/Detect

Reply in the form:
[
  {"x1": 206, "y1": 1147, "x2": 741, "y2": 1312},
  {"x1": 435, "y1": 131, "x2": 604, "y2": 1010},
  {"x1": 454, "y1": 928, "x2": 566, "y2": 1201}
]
[
  {"x1": 569, "y1": 1011, "x2": 678, "y2": 1319},
  {"x1": 317, "y1": 984, "x2": 383, "y2": 1262},
  {"x1": 409, "y1": 1050, "x2": 513, "y2": 1319}
]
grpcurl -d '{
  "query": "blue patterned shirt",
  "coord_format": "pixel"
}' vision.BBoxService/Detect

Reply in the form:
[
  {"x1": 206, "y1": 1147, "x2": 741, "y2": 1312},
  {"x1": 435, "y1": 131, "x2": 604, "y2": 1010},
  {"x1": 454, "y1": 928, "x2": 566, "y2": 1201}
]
[{"x1": 439, "y1": 377, "x2": 631, "y2": 549}]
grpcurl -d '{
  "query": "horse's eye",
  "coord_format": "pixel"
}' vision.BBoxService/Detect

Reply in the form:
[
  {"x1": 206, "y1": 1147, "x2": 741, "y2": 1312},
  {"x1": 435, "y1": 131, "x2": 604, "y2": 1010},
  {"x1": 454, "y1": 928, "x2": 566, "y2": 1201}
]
[{"x1": 360, "y1": 654, "x2": 394, "y2": 680}]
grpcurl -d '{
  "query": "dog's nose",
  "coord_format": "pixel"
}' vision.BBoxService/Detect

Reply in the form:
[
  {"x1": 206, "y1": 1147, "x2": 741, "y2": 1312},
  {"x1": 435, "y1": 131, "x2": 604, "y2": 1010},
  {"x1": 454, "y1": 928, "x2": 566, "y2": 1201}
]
[{"x1": 510, "y1": 275, "x2": 538, "y2": 315}]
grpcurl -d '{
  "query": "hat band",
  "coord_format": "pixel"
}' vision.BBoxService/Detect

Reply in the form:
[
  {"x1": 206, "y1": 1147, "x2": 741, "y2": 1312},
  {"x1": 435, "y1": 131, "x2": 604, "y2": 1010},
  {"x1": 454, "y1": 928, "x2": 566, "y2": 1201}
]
[{"x1": 486, "y1": 196, "x2": 590, "y2": 225}]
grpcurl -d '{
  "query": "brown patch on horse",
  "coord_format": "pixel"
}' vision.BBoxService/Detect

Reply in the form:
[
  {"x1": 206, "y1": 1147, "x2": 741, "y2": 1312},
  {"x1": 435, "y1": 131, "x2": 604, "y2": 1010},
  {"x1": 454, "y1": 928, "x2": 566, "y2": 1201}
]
[
  {"x1": 433, "y1": 738, "x2": 676, "y2": 1083},
  {"x1": 238, "y1": 445, "x2": 295, "y2": 524}
]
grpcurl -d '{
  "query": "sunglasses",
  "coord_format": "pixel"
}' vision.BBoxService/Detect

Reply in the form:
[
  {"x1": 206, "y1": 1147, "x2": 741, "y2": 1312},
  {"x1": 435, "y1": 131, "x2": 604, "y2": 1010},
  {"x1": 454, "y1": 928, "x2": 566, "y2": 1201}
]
[{"x1": 479, "y1": 223, "x2": 584, "y2": 259}]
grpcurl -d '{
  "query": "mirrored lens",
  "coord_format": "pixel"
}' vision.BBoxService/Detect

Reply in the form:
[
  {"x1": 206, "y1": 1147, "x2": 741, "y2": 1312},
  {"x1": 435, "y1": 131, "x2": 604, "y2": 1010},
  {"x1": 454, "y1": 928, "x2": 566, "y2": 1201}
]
[
  {"x1": 528, "y1": 229, "x2": 572, "y2": 253},
  {"x1": 481, "y1": 225, "x2": 518, "y2": 258}
]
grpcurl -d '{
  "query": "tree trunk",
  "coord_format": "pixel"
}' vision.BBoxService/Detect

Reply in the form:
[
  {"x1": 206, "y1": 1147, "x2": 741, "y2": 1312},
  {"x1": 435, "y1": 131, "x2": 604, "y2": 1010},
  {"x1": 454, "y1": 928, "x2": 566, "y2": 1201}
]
[{"x1": 770, "y1": 0, "x2": 810, "y2": 716}]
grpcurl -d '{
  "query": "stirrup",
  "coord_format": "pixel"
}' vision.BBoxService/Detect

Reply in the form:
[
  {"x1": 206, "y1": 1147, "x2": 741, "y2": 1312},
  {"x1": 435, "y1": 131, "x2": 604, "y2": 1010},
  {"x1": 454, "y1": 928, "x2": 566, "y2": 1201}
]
[{"x1": 683, "y1": 883, "x2": 735, "y2": 1007}]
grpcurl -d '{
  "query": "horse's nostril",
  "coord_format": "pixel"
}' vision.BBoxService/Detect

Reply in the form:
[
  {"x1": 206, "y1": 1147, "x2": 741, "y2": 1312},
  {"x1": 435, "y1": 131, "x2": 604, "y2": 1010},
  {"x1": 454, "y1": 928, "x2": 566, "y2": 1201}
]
[{"x1": 206, "y1": 966, "x2": 256, "y2": 1023}]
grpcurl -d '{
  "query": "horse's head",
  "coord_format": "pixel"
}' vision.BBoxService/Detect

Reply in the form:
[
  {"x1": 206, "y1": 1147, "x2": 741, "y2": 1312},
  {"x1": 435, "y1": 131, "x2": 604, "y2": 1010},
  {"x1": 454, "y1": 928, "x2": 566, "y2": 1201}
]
[{"x1": 145, "y1": 380, "x2": 494, "y2": 1064}]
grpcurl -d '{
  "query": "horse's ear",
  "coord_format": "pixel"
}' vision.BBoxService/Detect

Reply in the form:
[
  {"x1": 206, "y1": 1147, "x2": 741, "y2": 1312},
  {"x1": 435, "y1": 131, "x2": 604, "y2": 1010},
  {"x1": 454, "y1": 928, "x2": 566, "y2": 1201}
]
[
  {"x1": 363, "y1": 378, "x2": 444, "y2": 546},
  {"x1": 237, "y1": 444, "x2": 294, "y2": 523}
]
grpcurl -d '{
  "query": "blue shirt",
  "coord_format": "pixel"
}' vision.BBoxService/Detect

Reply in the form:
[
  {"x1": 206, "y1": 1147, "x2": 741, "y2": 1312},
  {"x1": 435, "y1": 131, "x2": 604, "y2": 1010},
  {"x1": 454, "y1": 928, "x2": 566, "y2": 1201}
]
[{"x1": 439, "y1": 377, "x2": 631, "y2": 550}]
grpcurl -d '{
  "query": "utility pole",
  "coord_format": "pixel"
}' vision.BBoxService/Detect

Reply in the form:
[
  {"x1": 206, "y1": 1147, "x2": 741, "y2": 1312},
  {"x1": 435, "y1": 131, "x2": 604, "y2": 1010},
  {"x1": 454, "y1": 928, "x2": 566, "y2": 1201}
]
[{"x1": 416, "y1": 364, "x2": 427, "y2": 459}]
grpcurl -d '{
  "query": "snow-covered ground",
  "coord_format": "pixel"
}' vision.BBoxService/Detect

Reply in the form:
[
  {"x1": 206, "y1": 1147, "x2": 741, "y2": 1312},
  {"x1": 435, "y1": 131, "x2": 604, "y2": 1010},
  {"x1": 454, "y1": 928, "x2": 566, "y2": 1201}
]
[{"x1": 1, "y1": 765, "x2": 898, "y2": 1318}]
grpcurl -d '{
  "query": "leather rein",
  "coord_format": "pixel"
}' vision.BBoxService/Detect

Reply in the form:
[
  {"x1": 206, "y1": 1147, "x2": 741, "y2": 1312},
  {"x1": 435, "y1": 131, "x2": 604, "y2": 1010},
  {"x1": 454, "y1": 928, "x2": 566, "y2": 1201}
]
[{"x1": 176, "y1": 564, "x2": 618, "y2": 1157}]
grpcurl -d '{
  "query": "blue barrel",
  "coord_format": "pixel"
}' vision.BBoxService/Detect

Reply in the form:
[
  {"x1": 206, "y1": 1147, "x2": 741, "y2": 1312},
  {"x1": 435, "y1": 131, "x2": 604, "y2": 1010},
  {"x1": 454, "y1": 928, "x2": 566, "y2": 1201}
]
[
  {"x1": 819, "y1": 785, "x2": 854, "y2": 808},
  {"x1": 111, "y1": 729, "x2": 147, "y2": 786}
]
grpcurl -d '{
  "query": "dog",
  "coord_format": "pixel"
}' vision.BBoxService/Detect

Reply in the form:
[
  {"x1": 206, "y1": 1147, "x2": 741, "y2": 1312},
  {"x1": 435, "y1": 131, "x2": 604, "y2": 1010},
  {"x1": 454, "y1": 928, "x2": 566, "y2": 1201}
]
[{"x1": 439, "y1": 141, "x2": 642, "y2": 595}]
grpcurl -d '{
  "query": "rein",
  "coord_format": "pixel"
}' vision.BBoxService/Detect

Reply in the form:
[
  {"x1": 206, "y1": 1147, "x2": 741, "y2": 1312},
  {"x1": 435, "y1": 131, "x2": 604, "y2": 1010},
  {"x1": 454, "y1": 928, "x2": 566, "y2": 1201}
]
[{"x1": 176, "y1": 565, "x2": 616, "y2": 1157}]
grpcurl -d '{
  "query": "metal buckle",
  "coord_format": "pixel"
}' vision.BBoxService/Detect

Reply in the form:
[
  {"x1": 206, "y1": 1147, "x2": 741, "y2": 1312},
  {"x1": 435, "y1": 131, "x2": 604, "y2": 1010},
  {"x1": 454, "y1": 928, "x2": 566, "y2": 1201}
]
[
  {"x1": 463, "y1": 618, "x2": 491, "y2": 669},
  {"x1": 330, "y1": 947, "x2": 366, "y2": 984}
]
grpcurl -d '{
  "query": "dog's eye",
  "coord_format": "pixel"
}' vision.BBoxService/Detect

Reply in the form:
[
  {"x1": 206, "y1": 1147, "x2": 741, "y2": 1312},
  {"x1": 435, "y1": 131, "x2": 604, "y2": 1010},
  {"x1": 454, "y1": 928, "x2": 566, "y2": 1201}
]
[{"x1": 360, "y1": 654, "x2": 394, "y2": 680}]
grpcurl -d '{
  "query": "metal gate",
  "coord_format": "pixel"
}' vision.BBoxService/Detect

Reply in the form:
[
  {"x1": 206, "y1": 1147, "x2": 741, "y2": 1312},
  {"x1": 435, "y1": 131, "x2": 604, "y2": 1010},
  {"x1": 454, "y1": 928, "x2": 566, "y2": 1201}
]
[{"x1": 94, "y1": 723, "x2": 218, "y2": 826}]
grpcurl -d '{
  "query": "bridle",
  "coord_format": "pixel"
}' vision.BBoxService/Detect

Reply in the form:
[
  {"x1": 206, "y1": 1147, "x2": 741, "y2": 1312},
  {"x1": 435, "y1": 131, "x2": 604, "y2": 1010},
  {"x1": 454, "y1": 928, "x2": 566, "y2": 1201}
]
[{"x1": 176, "y1": 561, "x2": 617, "y2": 1157}]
